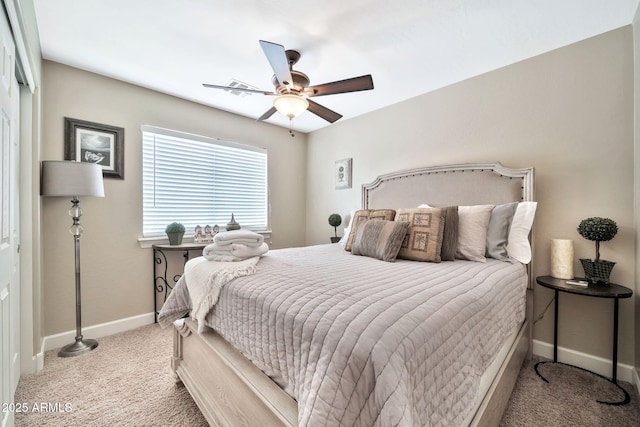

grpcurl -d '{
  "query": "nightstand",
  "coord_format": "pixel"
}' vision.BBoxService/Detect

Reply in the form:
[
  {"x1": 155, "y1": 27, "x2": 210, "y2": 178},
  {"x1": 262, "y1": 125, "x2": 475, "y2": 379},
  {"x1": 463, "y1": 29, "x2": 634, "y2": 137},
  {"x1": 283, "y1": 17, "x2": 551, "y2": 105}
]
[
  {"x1": 535, "y1": 275, "x2": 632, "y2": 405},
  {"x1": 153, "y1": 243, "x2": 207, "y2": 322}
]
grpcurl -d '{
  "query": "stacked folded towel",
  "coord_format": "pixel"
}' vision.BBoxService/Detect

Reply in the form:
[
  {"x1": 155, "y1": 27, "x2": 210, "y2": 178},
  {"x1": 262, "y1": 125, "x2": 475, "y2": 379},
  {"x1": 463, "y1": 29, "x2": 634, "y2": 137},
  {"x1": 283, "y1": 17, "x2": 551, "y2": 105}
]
[
  {"x1": 213, "y1": 229, "x2": 264, "y2": 246},
  {"x1": 203, "y1": 230, "x2": 268, "y2": 262}
]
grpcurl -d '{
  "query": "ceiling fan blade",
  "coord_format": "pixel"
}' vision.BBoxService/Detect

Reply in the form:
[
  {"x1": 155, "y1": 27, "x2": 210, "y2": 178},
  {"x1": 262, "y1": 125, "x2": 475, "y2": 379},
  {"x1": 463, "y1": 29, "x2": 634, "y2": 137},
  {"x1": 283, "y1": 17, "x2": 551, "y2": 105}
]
[
  {"x1": 306, "y1": 99, "x2": 342, "y2": 123},
  {"x1": 259, "y1": 40, "x2": 294, "y2": 88},
  {"x1": 202, "y1": 83, "x2": 275, "y2": 95},
  {"x1": 307, "y1": 74, "x2": 374, "y2": 97},
  {"x1": 256, "y1": 106, "x2": 277, "y2": 122}
]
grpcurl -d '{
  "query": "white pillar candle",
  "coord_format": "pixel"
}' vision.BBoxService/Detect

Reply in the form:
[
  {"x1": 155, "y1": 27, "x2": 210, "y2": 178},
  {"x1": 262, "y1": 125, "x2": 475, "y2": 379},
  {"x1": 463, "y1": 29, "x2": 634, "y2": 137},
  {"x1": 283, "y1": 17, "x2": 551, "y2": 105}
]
[{"x1": 550, "y1": 239, "x2": 574, "y2": 279}]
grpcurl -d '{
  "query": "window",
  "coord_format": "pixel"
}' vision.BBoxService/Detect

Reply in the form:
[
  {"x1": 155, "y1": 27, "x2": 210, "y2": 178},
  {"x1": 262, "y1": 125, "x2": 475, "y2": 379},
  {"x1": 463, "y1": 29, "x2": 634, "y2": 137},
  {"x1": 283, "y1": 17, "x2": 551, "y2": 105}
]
[{"x1": 142, "y1": 125, "x2": 268, "y2": 237}]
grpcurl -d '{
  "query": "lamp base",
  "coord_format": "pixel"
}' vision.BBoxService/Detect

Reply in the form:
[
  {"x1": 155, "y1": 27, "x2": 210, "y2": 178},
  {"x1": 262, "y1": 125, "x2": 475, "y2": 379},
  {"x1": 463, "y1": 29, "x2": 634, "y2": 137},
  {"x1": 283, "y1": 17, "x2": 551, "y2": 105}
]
[{"x1": 58, "y1": 338, "x2": 98, "y2": 358}]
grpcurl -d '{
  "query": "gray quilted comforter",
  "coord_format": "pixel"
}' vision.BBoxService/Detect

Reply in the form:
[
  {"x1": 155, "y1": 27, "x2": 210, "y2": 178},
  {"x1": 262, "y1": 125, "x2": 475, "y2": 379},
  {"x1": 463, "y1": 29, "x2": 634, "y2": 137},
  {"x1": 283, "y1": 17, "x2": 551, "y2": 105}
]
[{"x1": 160, "y1": 244, "x2": 527, "y2": 426}]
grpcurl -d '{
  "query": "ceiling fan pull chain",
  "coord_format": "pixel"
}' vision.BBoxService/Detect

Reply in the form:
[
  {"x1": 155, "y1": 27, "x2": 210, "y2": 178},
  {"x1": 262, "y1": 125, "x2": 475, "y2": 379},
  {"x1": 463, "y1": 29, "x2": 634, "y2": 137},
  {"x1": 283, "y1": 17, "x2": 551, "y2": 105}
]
[{"x1": 289, "y1": 119, "x2": 295, "y2": 137}]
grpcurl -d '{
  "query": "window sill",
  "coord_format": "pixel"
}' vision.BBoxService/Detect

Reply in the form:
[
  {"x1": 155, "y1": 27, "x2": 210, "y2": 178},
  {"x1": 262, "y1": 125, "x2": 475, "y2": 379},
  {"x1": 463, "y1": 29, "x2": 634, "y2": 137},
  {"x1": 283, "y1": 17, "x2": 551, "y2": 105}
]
[{"x1": 138, "y1": 230, "x2": 273, "y2": 249}]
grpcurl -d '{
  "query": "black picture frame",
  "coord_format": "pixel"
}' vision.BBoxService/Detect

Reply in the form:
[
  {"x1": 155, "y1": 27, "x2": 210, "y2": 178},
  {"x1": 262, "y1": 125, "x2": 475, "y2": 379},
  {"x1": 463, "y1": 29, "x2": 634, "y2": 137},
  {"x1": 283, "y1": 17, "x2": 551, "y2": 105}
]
[{"x1": 64, "y1": 117, "x2": 124, "y2": 179}]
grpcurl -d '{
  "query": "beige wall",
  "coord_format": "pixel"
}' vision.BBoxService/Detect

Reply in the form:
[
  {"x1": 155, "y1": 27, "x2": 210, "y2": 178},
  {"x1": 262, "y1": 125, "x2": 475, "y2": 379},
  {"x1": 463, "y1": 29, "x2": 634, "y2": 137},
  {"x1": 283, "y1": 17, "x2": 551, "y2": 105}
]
[
  {"x1": 41, "y1": 61, "x2": 308, "y2": 335},
  {"x1": 306, "y1": 28, "x2": 635, "y2": 364}
]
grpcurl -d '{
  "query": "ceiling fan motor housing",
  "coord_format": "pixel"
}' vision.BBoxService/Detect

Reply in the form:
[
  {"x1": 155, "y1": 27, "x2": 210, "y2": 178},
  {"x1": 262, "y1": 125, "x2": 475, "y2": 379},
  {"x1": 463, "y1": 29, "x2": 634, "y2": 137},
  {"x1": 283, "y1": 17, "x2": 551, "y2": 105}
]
[{"x1": 272, "y1": 70, "x2": 310, "y2": 94}]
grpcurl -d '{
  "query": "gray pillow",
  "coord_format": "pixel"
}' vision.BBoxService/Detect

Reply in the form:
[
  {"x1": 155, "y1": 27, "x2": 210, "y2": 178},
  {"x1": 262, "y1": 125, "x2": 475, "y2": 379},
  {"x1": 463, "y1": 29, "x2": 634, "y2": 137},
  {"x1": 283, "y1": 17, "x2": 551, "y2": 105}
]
[
  {"x1": 440, "y1": 206, "x2": 459, "y2": 261},
  {"x1": 352, "y1": 219, "x2": 409, "y2": 262},
  {"x1": 485, "y1": 202, "x2": 519, "y2": 260}
]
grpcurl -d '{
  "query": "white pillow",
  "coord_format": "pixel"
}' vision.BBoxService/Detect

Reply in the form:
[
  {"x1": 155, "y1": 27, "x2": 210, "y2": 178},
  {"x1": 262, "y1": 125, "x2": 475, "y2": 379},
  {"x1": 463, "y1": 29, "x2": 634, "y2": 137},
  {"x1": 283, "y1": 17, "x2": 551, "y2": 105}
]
[
  {"x1": 338, "y1": 209, "x2": 357, "y2": 246},
  {"x1": 455, "y1": 205, "x2": 495, "y2": 262},
  {"x1": 506, "y1": 202, "x2": 537, "y2": 264}
]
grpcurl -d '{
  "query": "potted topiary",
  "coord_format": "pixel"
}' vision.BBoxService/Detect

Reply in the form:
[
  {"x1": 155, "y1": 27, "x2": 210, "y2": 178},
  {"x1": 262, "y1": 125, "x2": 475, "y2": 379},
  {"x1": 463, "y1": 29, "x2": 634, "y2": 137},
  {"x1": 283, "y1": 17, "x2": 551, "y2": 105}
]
[
  {"x1": 165, "y1": 222, "x2": 186, "y2": 246},
  {"x1": 577, "y1": 217, "x2": 618, "y2": 283},
  {"x1": 328, "y1": 213, "x2": 342, "y2": 243}
]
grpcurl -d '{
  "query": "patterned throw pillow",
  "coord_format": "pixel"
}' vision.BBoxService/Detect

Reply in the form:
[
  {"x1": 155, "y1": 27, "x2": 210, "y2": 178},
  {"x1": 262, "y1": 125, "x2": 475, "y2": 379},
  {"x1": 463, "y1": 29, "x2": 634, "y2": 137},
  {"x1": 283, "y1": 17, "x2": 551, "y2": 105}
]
[
  {"x1": 395, "y1": 208, "x2": 445, "y2": 262},
  {"x1": 351, "y1": 219, "x2": 409, "y2": 262},
  {"x1": 419, "y1": 204, "x2": 459, "y2": 261},
  {"x1": 345, "y1": 209, "x2": 396, "y2": 251}
]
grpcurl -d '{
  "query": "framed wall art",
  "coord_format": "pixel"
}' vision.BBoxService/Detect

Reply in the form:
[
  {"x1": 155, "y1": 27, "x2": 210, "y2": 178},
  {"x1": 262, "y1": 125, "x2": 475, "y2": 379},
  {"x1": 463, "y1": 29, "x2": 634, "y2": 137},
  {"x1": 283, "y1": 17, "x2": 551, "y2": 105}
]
[
  {"x1": 335, "y1": 158, "x2": 352, "y2": 189},
  {"x1": 64, "y1": 117, "x2": 124, "y2": 179}
]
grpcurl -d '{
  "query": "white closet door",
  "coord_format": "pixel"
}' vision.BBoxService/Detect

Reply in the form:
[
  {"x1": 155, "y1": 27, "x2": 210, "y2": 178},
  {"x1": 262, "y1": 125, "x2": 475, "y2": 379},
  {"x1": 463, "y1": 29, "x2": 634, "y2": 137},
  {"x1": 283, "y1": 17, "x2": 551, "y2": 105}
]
[{"x1": 0, "y1": 5, "x2": 19, "y2": 427}]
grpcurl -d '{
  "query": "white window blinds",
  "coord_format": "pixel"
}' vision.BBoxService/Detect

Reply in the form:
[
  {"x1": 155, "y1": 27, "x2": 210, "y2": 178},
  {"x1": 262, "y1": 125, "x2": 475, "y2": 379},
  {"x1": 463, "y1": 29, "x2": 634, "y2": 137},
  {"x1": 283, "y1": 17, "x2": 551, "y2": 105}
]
[{"x1": 142, "y1": 125, "x2": 268, "y2": 237}]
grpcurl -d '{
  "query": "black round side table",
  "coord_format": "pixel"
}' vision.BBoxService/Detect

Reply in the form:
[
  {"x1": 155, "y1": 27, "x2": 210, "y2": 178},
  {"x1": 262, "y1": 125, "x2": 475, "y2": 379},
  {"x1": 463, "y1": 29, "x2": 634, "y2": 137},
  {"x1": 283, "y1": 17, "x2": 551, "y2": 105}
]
[{"x1": 535, "y1": 275, "x2": 633, "y2": 405}]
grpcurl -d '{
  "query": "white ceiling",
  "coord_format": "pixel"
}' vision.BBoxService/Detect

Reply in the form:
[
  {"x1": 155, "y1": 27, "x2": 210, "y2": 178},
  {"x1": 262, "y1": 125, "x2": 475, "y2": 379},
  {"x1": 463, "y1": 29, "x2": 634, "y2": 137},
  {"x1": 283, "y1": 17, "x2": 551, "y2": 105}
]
[{"x1": 33, "y1": 0, "x2": 640, "y2": 133}]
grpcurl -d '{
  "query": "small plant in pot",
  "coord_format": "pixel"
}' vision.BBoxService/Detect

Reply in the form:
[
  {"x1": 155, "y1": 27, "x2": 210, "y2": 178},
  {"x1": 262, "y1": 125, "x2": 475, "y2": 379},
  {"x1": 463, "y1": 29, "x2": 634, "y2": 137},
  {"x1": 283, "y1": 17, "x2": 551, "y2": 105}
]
[
  {"x1": 165, "y1": 222, "x2": 186, "y2": 246},
  {"x1": 328, "y1": 213, "x2": 342, "y2": 243},
  {"x1": 577, "y1": 217, "x2": 618, "y2": 283}
]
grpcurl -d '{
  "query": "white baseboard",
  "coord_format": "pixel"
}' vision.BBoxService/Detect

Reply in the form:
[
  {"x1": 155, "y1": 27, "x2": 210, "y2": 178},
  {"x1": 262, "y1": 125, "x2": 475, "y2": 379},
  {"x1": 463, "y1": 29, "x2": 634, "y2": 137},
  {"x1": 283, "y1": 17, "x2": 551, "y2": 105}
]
[
  {"x1": 30, "y1": 352, "x2": 44, "y2": 373},
  {"x1": 20, "y1": 351, "x2": 43, "y2": 375},
  {"x1": 41, "y1": 312, "x2": 156, "y2": 354},
  {"x1": 533, "y1": 339, "x2": 635, "y2": 384},
  {"x1": 633, "y1": 367, "x2": 640, "y2": 393},
  {"x1": 36, "y1": 351, "x2": 44, "y2": 371}
]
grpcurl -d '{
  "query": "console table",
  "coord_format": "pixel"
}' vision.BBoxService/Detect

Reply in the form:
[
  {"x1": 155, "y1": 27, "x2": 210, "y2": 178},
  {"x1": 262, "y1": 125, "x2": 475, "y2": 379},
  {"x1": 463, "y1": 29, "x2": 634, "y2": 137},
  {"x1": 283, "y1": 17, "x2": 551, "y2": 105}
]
[
  {"x1": 153, "y1": 243, "x2": 207, "y2": 322},
  {"x1": 535, "y1": 275, "x2": 632, "y2": 405}
]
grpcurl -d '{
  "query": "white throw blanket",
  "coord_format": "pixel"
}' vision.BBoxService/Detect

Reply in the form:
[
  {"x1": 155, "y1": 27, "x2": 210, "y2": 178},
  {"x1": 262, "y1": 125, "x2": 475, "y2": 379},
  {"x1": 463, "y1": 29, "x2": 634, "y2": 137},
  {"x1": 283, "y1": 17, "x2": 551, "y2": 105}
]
[
  {"x1": 184, "y1": 256, "x2": 260, "y2": 332},
  {"x1": 203, "y1": 242, "x2": 269, "y2": 262},
  {"x1": 214, "y1": 229, "x2": 264, "y2": 246}
]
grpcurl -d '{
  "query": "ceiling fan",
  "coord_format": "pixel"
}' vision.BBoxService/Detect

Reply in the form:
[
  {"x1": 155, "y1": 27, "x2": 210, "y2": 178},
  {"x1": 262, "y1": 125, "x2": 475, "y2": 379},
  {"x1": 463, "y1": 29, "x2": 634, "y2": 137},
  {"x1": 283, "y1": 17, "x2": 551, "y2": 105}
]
[{"x1": 203, "y1": 40, "x2": 374, "y2": 130}]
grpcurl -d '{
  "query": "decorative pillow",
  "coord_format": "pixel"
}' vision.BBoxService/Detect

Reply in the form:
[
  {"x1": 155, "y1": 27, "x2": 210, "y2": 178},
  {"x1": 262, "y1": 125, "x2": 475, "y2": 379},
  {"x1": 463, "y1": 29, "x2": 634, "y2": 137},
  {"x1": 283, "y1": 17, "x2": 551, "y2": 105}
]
[
  {"x1": 439, "y1": 206, "x2": 459, "y2": 261},
  {"x1": 485, "y1": 202, "x2": 519, "y2": 260},
  {"x1": 455, "y1": 204, "x2": 495, "y2": 262},
  {"x1": 419, "y1": 204, "x2": 458, "y2": 261},
  {"x1": 345, "y1": 209, "x2": 396, "y2": 251},
  {"x1": 351, "y1": 219, "x2": 409, "y2": 262},
  {"x1": 506, "y1": 202, "x2": 538, "y2": 264},
  {"x1": 395, "y1": 208, "x2": 445, "y2": 262}
]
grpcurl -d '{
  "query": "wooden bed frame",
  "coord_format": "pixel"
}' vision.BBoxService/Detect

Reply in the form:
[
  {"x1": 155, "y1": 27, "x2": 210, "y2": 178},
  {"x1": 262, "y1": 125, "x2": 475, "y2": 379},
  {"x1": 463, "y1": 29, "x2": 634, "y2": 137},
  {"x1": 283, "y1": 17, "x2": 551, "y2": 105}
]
[{"x1": 172, "y1": 161, "x2": 535, "y2": 426}]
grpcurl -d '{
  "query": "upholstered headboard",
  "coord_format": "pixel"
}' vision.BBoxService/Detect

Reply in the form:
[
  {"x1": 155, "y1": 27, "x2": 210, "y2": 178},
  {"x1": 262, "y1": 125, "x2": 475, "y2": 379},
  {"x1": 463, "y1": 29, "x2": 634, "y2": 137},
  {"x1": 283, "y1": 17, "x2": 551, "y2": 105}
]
[
  {"x1": 362, "y1": 162, "x2": 535, "y2": 287},
  {"x1": 363, "y1": 162, "x2": 534, "y2": 209}
]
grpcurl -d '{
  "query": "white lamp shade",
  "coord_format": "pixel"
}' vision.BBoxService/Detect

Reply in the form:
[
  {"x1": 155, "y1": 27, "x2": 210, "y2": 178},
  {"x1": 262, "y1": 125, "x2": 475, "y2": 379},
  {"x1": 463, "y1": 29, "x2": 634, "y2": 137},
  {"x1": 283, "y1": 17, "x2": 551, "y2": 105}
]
[
  {"x1": 41, "y1": 161, "x2": 105, "y2": 197},
  {"x1": 273, "y1": 94, "x2": 309, "y2": 119}
]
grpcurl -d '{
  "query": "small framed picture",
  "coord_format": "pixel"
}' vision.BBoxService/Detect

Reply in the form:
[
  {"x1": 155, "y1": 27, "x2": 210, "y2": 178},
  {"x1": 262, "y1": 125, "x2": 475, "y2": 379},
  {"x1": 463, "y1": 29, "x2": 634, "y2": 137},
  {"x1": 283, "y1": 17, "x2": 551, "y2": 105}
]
[
  {"x1": 335, "y1": 158, "x2": 352, "y2": 189},
  {"x1": 64, "y1": 117, "x2": 124, "y2": 179}
]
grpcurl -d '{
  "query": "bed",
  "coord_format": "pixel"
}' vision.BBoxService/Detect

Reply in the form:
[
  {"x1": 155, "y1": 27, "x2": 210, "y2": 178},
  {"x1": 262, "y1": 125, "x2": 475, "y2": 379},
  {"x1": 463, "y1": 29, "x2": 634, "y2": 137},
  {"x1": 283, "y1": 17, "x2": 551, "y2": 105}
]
[{"x1": 162, "y1": 161, "x2": 535, "y2": 427}]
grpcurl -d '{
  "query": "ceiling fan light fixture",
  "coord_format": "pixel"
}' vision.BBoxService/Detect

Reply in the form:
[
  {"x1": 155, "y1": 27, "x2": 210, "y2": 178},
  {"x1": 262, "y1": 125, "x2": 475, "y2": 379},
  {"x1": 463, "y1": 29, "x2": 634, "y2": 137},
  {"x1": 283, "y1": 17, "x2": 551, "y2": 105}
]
[{"x1": 274, "y1": 94, "x2": 309, "y2": 119}]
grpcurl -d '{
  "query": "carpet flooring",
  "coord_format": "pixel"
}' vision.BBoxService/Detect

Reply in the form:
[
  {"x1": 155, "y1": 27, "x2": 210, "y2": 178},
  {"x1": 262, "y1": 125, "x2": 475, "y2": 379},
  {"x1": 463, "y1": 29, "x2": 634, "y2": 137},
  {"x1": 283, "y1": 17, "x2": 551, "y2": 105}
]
[
  {"x1": 14, "y1": 324, "x2": 640, "y2": 426},
  {"x1": 501, "y1": 358, "x2": 640, "y2": 426},
  {"x1": 15, "y1": 324, "x2": 207, "y2": 427}
]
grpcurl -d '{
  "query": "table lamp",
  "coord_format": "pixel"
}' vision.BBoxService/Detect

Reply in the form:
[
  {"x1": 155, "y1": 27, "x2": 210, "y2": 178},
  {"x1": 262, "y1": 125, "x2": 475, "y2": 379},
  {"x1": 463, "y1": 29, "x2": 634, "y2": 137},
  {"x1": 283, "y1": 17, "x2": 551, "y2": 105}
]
[{"x1": 41, "y1": 160, "x2": 105, "y2": 357}]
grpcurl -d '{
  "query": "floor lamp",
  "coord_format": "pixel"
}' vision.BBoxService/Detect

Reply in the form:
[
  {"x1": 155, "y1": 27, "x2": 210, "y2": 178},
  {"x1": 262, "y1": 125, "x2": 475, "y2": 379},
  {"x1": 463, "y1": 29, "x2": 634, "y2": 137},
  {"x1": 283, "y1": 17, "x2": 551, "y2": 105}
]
[{"x1": 41, "y1": 160, "x2": 105, "y2": 357}]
